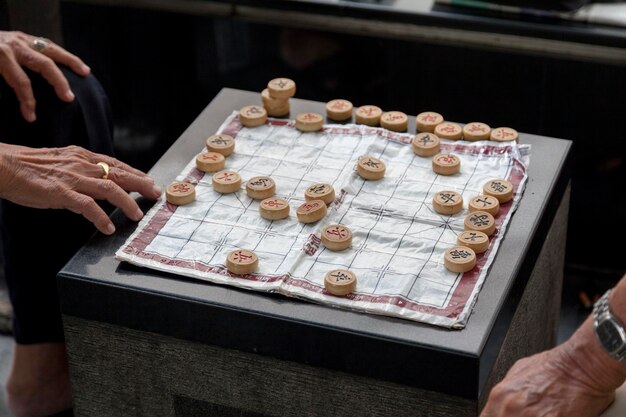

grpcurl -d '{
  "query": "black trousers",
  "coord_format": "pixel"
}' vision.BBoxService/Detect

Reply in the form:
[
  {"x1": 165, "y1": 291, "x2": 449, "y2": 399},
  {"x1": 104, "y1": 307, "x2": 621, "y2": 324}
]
[{"x1": 0, "y1": 67, "x2": 114, "y2": 344}]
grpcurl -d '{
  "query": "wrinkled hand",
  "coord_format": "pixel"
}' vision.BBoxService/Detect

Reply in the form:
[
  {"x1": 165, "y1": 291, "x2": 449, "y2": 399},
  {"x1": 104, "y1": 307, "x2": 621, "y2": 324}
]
[
  {"x1": 481, "y1": 328, "x2": 617, "y2": 417},
  {"x1": 0, "y1": 30, "x2": 90, "y2": 122},
  {"x1": 0, "y1": 143, "x2": 162, "y2": 235}
]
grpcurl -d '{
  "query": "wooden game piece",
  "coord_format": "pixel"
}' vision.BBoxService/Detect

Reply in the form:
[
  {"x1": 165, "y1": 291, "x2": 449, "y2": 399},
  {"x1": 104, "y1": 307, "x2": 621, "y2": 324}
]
[
  {"x1": 321, "y1": 224, "x2": 352, "y2": 251},
  {"x1": 195, "y1": 152, "x2": 225, "y2": 173},
  {"x1": 226, "y1": 249, "x2": 258, "y2": 275},
  {"x1": 490, "y1": 127, "x2": 519, "y2": 143},
  {"x1": 165, "y1": 181, "x2": 196, "y2": 206},
  {"x1": 324, "y1": 269, "x2": 357, "y2": 296},
  {"x1": 432, "y1": 153, "x2": 461, "y2": 175},
  {"x1": 432, "y1": 191, "x2": 464, "y2": 215},
  {"x1": 246, "y1": 176, "x2": 276, "y2": 200},
  {"x1": 267, "y1": 78, "x2": 296, "y2": 99},
  {"x1": 239, "y1": 105, "x2": 268, "y2": 127},
  {"x1": 483, "y1": 179, "x2": 514, "y2": 203},
  {"x1": 468, "y1": 195, "x2": 500, "y2": 216},
  {"x1": 444, "y1": 247, "x2": 477, "y2": 273},
  {"x1": 415, "y1": 111, "x2": 444, "y2": 132},
  {"x1": 259, "y1": 198, "x2": 290, "y2": 220},
  {"x1": 357, "y1": 156, "x2": 386, "y2": 180},
  {"x1": 464, "y1": 211, "x2": 496, "y2": 236},
  {"x1": 295, "y1": 113, "x2": 324, "y2": 132},
  {"x1": 434, "y1": 122, "x2": 463, "y2": 140},
  {"x1": 462, "y1": 122, "x2": 491, "y2": 141},
  {"x1": 304, "y1": 183, "x2": 335, "y2": 206},
  {"x1": 411, "y1": 132, "x2": 441, "y2": 157},
  {"x1": 212, "y1": 170, "x2": 242, "y2": 194},
  {"x1": 206, "y1": 134, "x2": 235, "y2": 157},
  {"x1": 296, "y1": 200, "x2": 327, "y2": 224},
  {"x1": 457, "y1": 231, "x2": 490, "y2": 254},
  {"x1": 326, "y1": 99, "x2": 353, "y2": 121},
  {"x1": 261, "y1": 88, "x2": 290, "y2": 117},
  {"x1": 380, "y1": 111, "x2": 408, "y2": 132},
  {"x1": 355, "y1": 105, "x2": 382, "y2": 126}
]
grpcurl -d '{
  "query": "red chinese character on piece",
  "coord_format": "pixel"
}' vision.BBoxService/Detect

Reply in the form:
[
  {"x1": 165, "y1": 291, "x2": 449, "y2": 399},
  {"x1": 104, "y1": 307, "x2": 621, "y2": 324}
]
[
  {"x1": 421, "y1": 113, "x2": 437, "y2": 122},
  {"x1": 331, "y1": 101, "x2": 347, "y2": 110},
  {"x1": 233, "y1": 250, "x2": 252, "y2": 262},
  {"x1": 439, "y1": 154, "x2": 457, "y2": 164},
  {"x1": 386, "y1": 113, "x2": 403, "y2": 121},
  {"x1": 441, "y1": 125, "x2": 456, "y2": 133},
  {"x1": 202, "y1": 154, "x2": 218, "y2": 161},
  {"x1": 303, "y1": 202, "x2": 319, "y2": 211},
  {"x1": 326, "y1": 227, "x2": 347, "y2": 239},
  {"x1": 264, "y1": 199, "x2": 283, "y2": 208},
  {"x1": 362, "y1": 107, "x2": 375, "y2": 116},
  {"x1": 173, "y1": 183, "x2": 190, "y2": 193},
  {"x1": 218, "y1": 172, "x2": 235, "y2": 182},
  {"x1": 303, "y1": 113, "x2": 317, "y2": 121},
  {"x1": 468, "y1": 124, "x2": 485, "y2": 133},
  {"x1": 498, "y1": 129, "x2": 513, "y2": 138}
]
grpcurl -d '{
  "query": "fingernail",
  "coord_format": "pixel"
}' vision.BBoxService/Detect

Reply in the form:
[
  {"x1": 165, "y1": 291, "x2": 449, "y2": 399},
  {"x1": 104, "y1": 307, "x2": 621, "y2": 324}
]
[
  {"x1": 26, "y1": 112, "x2": 36, "y2": 122},
  {"x1": 66, "y1": 90, "x2": 75, "y2": 101},
  {"x1": 82, "y1": 64, "x2": 91, "y2": 73},
  {"x1": 106, "y1": 223, "x2": 116, "y2": 235},
  {"x1": 134, "y1": 209, "x2": 144, "y2": 221},
  {"x1": 153, "y1": 185, "x2": 162, "y2": 196}
]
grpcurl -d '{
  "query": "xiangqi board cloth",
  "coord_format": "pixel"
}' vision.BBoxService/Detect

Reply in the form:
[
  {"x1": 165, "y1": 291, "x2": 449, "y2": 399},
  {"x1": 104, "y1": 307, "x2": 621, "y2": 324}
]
[{"x1": 116, "y1": 111, "x2": 531, "y2": 329}]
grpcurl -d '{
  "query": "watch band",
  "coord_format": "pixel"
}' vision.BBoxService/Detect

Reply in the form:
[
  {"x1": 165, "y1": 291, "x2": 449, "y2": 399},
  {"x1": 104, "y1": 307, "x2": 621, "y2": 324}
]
[{"x1": 593, "y1": 289, "x2": 626, "y2": 363}]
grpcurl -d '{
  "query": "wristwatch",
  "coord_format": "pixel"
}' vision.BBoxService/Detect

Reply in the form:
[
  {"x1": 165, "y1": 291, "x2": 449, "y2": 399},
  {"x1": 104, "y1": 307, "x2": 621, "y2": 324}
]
[{"x1": 593, "y1": 289, "x2": 626, "y2": 363}]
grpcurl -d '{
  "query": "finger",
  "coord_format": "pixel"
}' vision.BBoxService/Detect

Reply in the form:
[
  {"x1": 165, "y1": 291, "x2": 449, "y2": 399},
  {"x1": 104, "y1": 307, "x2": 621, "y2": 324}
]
[
  {"x1": 64, "y1": 191, "x2": 116, "y2": 235},
  {"x1": 79, "y1": 177, "x2": 146, "y2": 222},
  {"x1": 91, "y1": 153, "x2": 153, "y2": 178},
  {"x1": 38, "y1": 41, "x2": 90, "y2": 76},
  {"x1": 20, "y1": 50, "x2": 75, "y2": 102},
  {"x1": 106, "y1": 166, "x2": 162, "y2": 200},
  {"x1": 0, "y1": 46, "x2": 37, "y2": 121}
]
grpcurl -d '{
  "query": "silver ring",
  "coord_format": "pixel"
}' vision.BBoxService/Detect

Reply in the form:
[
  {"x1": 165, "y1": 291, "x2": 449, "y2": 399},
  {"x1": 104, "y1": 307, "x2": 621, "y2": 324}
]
[{"x1": 31, "y1": 37, "x2": 50, "y2": 53}]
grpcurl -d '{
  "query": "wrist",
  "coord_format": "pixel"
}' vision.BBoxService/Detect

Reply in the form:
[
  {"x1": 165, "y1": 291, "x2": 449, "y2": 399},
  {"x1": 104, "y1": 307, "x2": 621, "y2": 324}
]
[{"x1": 564, "y1": 316, "x2": 626, "y2": 392}]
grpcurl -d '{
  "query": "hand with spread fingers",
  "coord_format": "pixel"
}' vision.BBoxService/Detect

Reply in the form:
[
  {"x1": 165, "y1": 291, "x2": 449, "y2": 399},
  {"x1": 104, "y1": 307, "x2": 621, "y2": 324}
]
[
  {"x1": 0, "y1": 143, "x2": 162, "y2": 235},
  {"x1": 0, "y1": 30, "x2": 91, "y2": 122}
]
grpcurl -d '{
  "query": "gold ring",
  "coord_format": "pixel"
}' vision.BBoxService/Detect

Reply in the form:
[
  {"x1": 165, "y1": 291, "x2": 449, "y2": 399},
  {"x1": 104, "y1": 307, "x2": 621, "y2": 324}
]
[
  {"x1": 96, "y1": 162, "x2": 110, "y2": 180},
  {"x1": 31, "y1": 37, "x2": 50, "y2": 52}
]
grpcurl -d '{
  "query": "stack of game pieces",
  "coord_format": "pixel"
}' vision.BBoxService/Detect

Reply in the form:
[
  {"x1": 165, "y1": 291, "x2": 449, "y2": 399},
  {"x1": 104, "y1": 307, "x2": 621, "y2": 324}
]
[{"x1": 262, "y1": 78, "x2": 296, "y2": 117}]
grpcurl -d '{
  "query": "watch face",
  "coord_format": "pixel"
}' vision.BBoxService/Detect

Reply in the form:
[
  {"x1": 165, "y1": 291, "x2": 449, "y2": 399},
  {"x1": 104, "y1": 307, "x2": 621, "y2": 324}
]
[{"x1": 597, "y1": 321, "x2": 624, "y2": 353}]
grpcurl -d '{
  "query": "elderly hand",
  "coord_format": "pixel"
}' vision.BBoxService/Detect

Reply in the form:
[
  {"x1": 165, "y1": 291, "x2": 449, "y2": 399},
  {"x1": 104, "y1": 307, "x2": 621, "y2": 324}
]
[
  {"x1": 0, "y1": 30, "x2": 91, "y2": 122},
  {"x1": 480, "y1": 314, "x2": 626, "y2": 417},
  {"x1": 0, "y1": 143, "x2": 162, "y2": 235}
]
